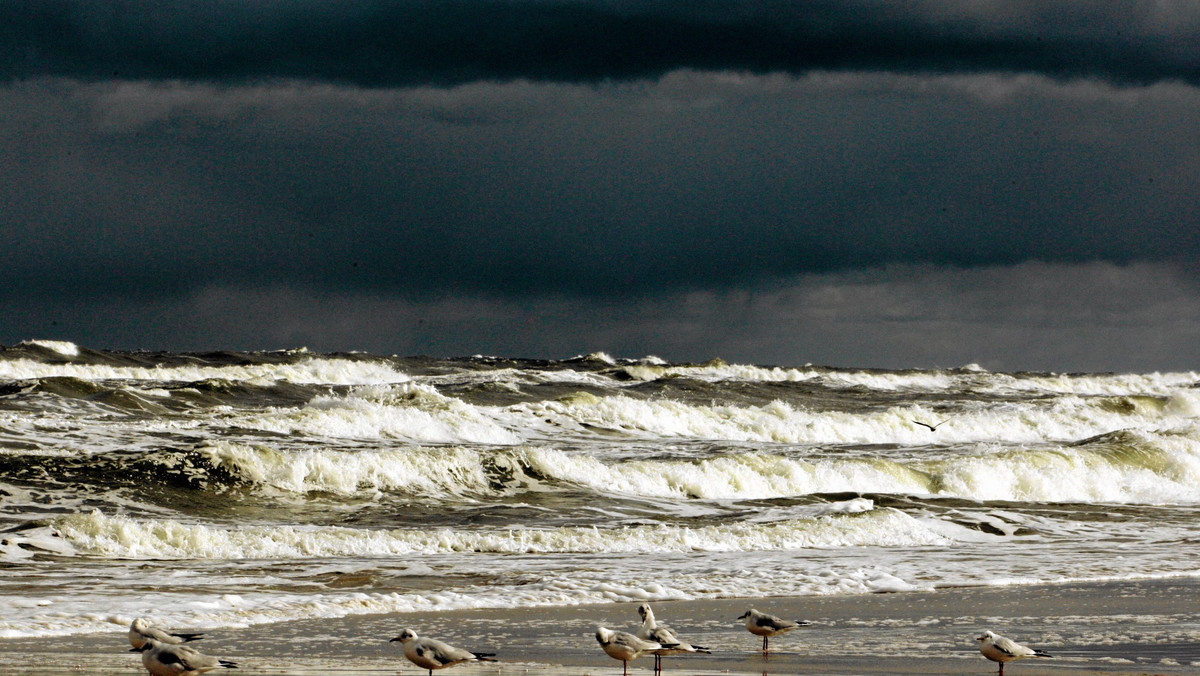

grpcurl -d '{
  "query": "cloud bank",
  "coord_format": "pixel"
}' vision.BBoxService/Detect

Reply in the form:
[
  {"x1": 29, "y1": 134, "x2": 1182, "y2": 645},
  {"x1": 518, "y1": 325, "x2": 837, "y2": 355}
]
[
  {"x1": 3, "y1": 1, "x2": 1199, "y2": 85},
  {"x1": 7, "y1": 261, "x2": 1199, "y2": 372},
  {"x1": 3, "y1": 2, "x2": 1199, "y2": 370},
  {"x1": 4, "y1": 73, "x2": 1199, "y2": 300}
]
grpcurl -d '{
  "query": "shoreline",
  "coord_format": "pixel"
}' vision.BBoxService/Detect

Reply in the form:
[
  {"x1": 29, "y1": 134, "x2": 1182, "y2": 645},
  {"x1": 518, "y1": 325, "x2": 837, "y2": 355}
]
[{"x1": 2, "y1": 578, "x2": 1199, "y2": 675}]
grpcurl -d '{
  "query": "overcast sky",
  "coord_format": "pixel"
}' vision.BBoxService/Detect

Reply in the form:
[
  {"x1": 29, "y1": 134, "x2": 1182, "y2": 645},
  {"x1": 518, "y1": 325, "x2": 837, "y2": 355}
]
[{"x1": 3, "y1": 1, "x2": 1199, "y2": 372}]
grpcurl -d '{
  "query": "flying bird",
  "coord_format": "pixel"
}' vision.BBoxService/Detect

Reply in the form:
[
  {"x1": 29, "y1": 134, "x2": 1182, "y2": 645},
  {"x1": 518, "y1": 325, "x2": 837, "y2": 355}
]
[
  {"x1": 134, "y1": 639, "x2": 236, "y2": 676},
  {"x1": 976, "y1": 630, "x2": 1052, "y2": 675},
  {"x1": 595, "y1": 626, "x2": 674, "y2": 676},
  {"x1": 129, "y1": 618, "x2": 204, "y2": 650},
  {"x1": 635, "y1": 603, "x2": 710, "y2": 673},
  {"x1": 912, "y1": 417, "x2": 952, "y2": 431},
  {"x1": 389, "y1": 628, "x2": 496, "y2": 676},
  {"x1": 737, "y1": 608, "x2": 810, "y2": 654}
]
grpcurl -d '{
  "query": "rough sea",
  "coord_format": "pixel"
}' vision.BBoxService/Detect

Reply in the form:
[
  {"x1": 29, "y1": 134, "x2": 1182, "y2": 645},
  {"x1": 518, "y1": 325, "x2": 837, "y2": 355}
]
[{"x1": 2, "y1": 339, "x2": 1199, "y2": 639}]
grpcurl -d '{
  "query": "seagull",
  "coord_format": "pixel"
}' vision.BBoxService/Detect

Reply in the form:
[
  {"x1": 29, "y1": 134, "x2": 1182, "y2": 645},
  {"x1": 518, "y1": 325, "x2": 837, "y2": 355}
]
[
  {"x1": 129, "y1": 618, "x2": 205, "y2": 650},
  {"x1": 737, "y1": 608, "x2": 810, "y2": 654},
  {"x1": 912, "y1": 417, "x2": 952, "y2": 431},
  {"x1": 134, "y1": 638, "x2": 236, "y2": 676},
  {"x1": 635, "y1": 603, "x2": 710, "y2": 674},
  {"x1": 976, "y1": 630, "x2": 1052, "y2": 675},
  {"x1": 595, "y1": 626, "x2": 674, "y2": 676},
  {"x1": 389, "y1": 628, "x2": 496, "y2": 676}
]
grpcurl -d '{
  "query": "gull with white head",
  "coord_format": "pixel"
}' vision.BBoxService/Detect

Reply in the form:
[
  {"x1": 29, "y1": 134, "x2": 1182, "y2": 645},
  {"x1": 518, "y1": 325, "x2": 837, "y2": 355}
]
[
  {"x1": 635, "y1": 603, "x2": 710, "y2": 673},
  {"x1": 595, "y1": 626, "x2": 674, "y2": 676},
  {"x1": 134, "y1": 639, "x2": 236, "y2": 676},
  {"x1": 389, "y1": 628, "x2": 496, "y2": 676},
  {"x1": 737, "y1": 608, "x2": 810, "y2": 654},
  {"x1": 976, "y1": 630, "x2": 1052, "y2": 675},
  {"x1": 129, "y1": 618, "x2": 205, "y2": 650}
]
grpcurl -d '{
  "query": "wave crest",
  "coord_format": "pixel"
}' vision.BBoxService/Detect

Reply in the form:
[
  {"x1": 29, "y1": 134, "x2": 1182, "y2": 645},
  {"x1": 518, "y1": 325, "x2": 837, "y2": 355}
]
[
  {"x1": 238, "y1": 383, "x2": 521, "y2": 445},
  {"x1": 49, "y1": 506, "x2": 948, "y2": 560},
  {"x1": 198, "y1": 441, "x2": 525, "y2": 496},
  {"x1": 0, "y1": 356, "x2": 410, "y2": 385},
  {"x1": 190, "y1": 428, "x2": 1200, "y2": 505}
]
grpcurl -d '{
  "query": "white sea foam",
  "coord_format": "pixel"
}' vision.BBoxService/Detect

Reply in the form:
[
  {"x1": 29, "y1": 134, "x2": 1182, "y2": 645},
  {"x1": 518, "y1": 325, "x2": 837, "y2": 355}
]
[
  {"x1": 551, "y1": 440, "x2": 1200, "y2": 504},
  {"x1": 236, "y1": 383, "x2": 521, "y2": 444},
  {"x1": 188, "y1": 427, "x2": 1200, "y2": 504},
  {"x1": 620, "y1": 362, "x2": 815, "y2": 384},
  {"x1": 0, "y1": 559, "x2": 934, "y2": 639},
  {"x1": 197, "y1": 441, "x2": 514, "y2": 496},
  {"x1": 0, "y1": 356, "x2": 410, "y2": 385},
  {"x1": 620, "y1": 361, "x2": 974, "y2": 392},
  {"x1": 47, "y1": 507, "x2": 949, "y2": 560},
  {"x1": 417, "y1": 366, "x2": 619, "y2": 389},
  {"x1": 194, "y1": 441, "x2": 915, "y2": 500},
  {"x1": 618, "y1": 360, "x2": 1200, "y2": 398},
  {"x1": 8, "y1": 559, "x2": 1200, "y2": 639},
  {"x1": 9, "y1": 352, "x2": 1200, "y2": 644},
  {"x1": 620, "y1": 362, "x2": 961, "y2": 391},
  {"x1": 0, "y1": 502, "x2": 78, "y2": 561},
  {"x1": 16, "y1": 339, "x2": 81, "y2": 357},
  {"x1": 934, "y1": 440, "x2": 1200, "y2": 504},
  {"x1": 1165, "y1": 390, "x2": 1200, "y2": 417},
  {"x1": 520, "y1": 446, "x2": 931, "y2": 499},
  {"x1": 5, "y1": 349, "x2": 1195, "y2": 400},
  {"x1": 982, "y1": 371, "x2": 1200, "y2": 397},
  {"x1": 517, "y1": 391, "x2": 1184, "y2": 447}
]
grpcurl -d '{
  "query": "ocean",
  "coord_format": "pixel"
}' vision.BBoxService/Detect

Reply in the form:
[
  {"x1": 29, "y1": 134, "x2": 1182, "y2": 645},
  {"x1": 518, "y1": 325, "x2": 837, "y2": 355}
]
[{"x1": 2, "y1": 339, "x2": 1199, "y2": 640}]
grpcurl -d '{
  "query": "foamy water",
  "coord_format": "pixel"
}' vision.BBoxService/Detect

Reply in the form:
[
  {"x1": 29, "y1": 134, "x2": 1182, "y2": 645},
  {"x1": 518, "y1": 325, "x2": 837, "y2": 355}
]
[{"x1": 2, "y1": 342, "x2": 1200, "y2": 638}]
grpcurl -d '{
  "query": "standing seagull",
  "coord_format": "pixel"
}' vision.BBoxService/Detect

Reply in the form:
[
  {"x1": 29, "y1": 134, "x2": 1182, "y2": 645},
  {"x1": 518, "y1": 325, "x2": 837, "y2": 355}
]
[
  {"x1": 129, "y1": 618, "x2": 205, "y2": 650},
  {"x1": 595, "y1": 626, "x2": 673, "y2": 676},
  {"x1": 135, "y1": 638, "x2": 236, "y2": 676},
  {"x1": 635, "y1": 603, "x2": 710, "y2": 674},
  {"x1": 976, "y1": 630, "x2": 1052, "y2": 675},
  {"x1": 737, "y1": 608, "x2": 810, "y2": 654},
  {"x1": 389, "y1": 628, "x2": 496, "y2": 676}
]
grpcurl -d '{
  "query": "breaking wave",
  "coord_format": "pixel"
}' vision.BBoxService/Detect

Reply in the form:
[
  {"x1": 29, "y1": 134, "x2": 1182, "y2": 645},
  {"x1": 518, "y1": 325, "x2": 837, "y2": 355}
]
[
  {"x1": 618, "y1": 361, "x2": 1200, "y2": 397},
  {"x1": 236, "y1": 383, "x2": 521, "y2": 444},
  {"x1": 46, "y1": 506, "x2": 950, "y2": 560},
  {"x1": 7, "y1": 343, "x2": 1200, "y2": 641},
  {"x1": 518, "y1": 390, "x2": 1197, "y2": 447},
  {"x1": 192, "y1": 428, "x2": 1200, "y2": 504},
  {"x1": 0, "y1": 354, "x2": 409, "y2": 386}
]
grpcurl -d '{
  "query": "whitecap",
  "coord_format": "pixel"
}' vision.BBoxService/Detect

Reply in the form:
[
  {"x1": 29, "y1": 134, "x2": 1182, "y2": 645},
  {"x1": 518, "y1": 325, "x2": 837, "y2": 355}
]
[{"x1": 16, "y1": 339, "x2": 81, "y2": 357}]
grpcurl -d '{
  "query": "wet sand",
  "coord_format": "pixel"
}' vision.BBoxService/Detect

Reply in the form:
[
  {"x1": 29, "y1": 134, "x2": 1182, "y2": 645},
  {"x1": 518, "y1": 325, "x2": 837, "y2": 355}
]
[{"x1": 2, "y1": 578, "x2": 1198, "y2": 675}]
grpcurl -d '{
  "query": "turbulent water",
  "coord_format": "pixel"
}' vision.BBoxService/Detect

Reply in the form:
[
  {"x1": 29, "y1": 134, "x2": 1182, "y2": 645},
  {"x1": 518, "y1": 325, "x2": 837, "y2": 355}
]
[{"x1": 2, "y1": 339, "x2": 1200, "y2": 639}]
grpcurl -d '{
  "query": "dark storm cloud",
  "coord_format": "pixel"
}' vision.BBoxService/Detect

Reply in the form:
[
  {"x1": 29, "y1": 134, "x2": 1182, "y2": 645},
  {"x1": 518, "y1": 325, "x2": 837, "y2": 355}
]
[
  {"x1": 6, "y1": 261, "x2": 1199, "y2": 372},
  {"x1": 4, "y1": 73, "x2": 1200, "y2": 301},
  {"x1": 3, "y1": 1, "x2": 1199, "y2": 85},
  {"x1": 4, "y1": 3, "x2": 1200, "y2": 369}
]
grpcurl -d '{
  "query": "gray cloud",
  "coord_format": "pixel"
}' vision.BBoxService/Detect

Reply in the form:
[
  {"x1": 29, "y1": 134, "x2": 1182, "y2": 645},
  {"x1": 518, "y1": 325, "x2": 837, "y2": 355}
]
[
  {"x1": 4, "y1": 73, "x2": 1199, "y2": 301},
  {"x1": 3, "y1": 1, "x2": 1199, "y2": 85},
  {"x1": 5, "y1": 261, "x2": 1198, "y2": 373},
  {"x1": 5, "y1": 3, "x2": 1200, "y2": 368}
]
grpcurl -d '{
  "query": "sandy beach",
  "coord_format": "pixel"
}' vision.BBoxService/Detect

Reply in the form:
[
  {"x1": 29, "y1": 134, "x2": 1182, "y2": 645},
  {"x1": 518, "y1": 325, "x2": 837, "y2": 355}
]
[{"x1": 2, "y1": 578, "x2": 1198, "y2": 675}]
